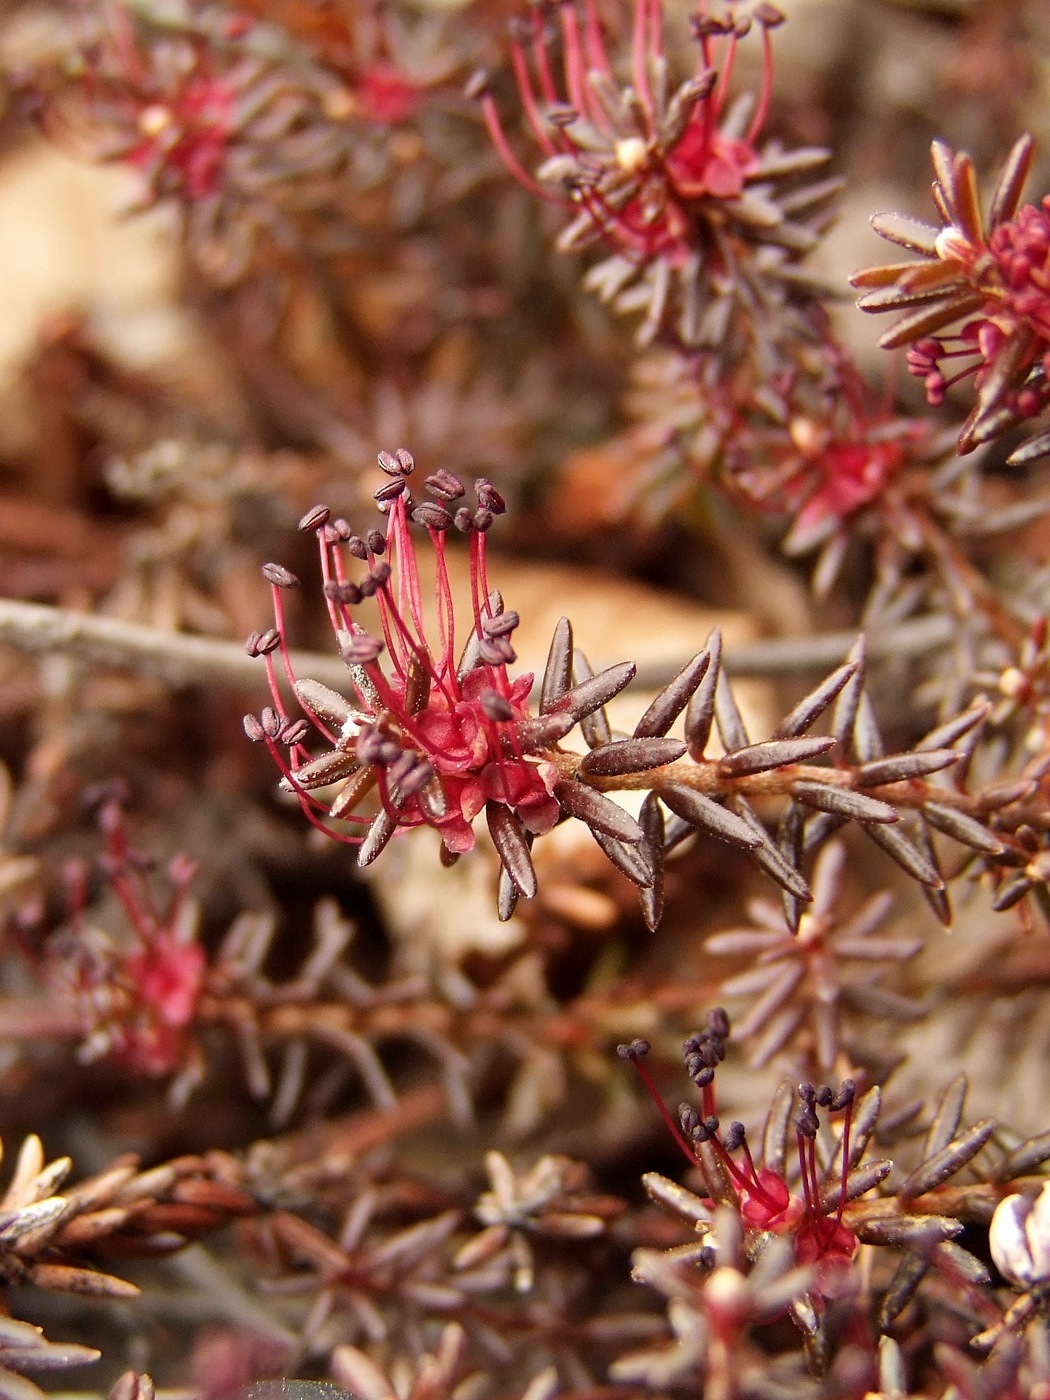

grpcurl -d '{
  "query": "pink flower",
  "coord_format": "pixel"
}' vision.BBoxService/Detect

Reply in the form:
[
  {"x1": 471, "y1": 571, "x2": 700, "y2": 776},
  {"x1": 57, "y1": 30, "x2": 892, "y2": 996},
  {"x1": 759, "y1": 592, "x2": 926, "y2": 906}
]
[
  {"x1": 125, "y1": 937, "x2": 207, "y2": 1034},
  {"x1": 723, "y1": 350, "x2": 931, "y2": 585},
  {"x1": 128, "y1": 71, "x2": 234, "y2": 200},
  {"x1": 619, "y1": 1012, "x2": 861, "y2": 1289},
  {"x1": 854, "y1": 134, "x2": 1050, "y2": 461},
  {"x1": 248, "y1": 454, "x2": 570, "y2": 893},
  {"x1": 777, "y1": 373, "x2": 925, "y2": 561},
  {"x1": 74, "y1": 7, "x2": 239, "y2": 203},
  {"x1": 46, "y1": 803, "x2": 206, "y2": 1078},
  {"x1": 113, "y1": 939, "x2": 207, "y2": 1077},
  {"x1": 474, "y1": 0, "x2": 835, "y2": 347},
  {"x1": 355, "y1": 65, "x2": 421, "y2": 124}
]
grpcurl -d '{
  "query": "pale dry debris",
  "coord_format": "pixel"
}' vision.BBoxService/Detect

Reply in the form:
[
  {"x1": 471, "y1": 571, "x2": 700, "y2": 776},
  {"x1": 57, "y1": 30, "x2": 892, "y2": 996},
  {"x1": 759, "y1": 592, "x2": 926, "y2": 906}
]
[
  {"x1": 989, "y1": 1181, "x2": 1050, "y2": 1288},
  {"x1": 332, "y1": 1321, "x2": 468, "y2": 1400},
  {"x1": 0, "y1": 1315, "x2": 100, "y2": 1400},
  {"x1": 454, "y1": 1151, "x2": 615, "y2": 1292},
  {"x1": 612, "y1": 1209, "x2": 815, "y2": 1396}
]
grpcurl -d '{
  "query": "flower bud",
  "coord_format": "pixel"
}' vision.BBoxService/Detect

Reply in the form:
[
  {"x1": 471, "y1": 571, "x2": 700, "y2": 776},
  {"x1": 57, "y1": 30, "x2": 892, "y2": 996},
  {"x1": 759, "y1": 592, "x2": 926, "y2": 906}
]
[{"x1": 989, "y1": 1181, "x2": 1050, "y2": 1287}]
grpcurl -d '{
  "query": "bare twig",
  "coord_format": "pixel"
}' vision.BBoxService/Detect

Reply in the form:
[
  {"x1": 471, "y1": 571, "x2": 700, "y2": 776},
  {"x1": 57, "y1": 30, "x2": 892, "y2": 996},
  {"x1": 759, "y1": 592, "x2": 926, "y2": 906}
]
[
  {"x1": 0, "y1": 598, "x2": 351, "y2": 692},
  {"x1": 0, "y1": 597, "x2": 955, "y2": 694},
  {"x1": 636, "y1": 614, "x2": 955, "y2": 685}
]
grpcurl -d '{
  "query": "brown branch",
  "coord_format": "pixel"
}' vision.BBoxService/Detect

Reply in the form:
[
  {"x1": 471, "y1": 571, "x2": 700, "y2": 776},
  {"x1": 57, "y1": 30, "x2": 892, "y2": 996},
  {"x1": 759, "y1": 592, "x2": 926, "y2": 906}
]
[
  {"x1": 547, "y1": 749, "x2": 982, "y2": 813},
  {"x1": 0, "y1": 597, "x2": 350, "y2": 693},
  {"x1": 0, "y1": 596, "x2": 955, "y2": 693}
]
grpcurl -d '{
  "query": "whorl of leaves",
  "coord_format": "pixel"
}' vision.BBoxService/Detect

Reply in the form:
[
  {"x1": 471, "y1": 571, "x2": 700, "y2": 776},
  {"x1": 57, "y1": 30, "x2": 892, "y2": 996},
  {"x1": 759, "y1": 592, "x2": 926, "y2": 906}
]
[{"x1": 510, "y1": 624, "x2": 1023, "y2": 931}]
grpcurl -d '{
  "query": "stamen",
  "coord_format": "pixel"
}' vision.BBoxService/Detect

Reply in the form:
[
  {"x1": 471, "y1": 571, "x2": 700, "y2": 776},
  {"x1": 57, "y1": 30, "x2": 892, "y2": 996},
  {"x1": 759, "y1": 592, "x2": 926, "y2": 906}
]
[
  {"x1": 530, "y1": 7, "x2": 561, "y2": 109},
  {"x1": 99, "y1": 809, "x2": 159, "y2": 942},
  {"x1": 374, "y1": 556, "x2": 458, "y2": 711},
  {"x1": 745, "y1": 18, "x2": 774, "y2": 142},
  {"x1": 734, "y1": 1126, "x2": 762, "y2": 1188},
  {"x1": 628, "y1": 0, "x2": 656, "y2": 133},
  {"x1": 581, "y1": 0, "x2": 613, "y2": 80},
  {"x1": 834, "y1": 1079, "x2": 855, "y2": 1221},
  {"x1": 263, "y1": 646, "x2": 324, "y2": 748},
  {"x1": 558, "y1": 2, "x2": 591, "y2": 122},
  {"x1": 646, "y1": 0, "x2": 664, "y2": 96},
  {"x1": 618, "y1": 1040, "x2": 698, "y2": 1164},
  {"x1": 431, "y1": 528, "x2": 456, "y2": 676},
  {"x1": 711, "y1": 25, "x2": 737, "y2": 124},
  {"x1": 484, "y1": 93, "x2": 562, "y2": 201},
  {"x1": 496, "y1": 54, "x2": 558, "y2": 175},
  {"x1": 468, "y1": 529, "x2": 488, "y2": 638},
  {"x1": 710, "y1": 1123, "x2": 782, "y2": 1209},
  {"x1": 389, "y1": 490, "x2": 430, "y2": 654},
  {"x1": 317, "y1": 530, "x2": 348, "y2": 637},
  {"x1": 263, "y1": 566, "x2": 301, "y2": 707}
]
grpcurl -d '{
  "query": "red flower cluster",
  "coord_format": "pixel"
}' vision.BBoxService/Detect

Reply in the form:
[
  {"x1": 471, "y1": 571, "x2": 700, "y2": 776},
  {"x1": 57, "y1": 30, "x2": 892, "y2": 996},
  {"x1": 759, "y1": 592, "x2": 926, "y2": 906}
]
[
  {"x1": 45, "y1": 801, "x2": 205, "y2": 1077},
  {"x1": 620, "y1": 1011, "x2": 858, "y2": 1283},
  {"x1": 249, "y1": 454, "x2": 563, "y2": 869},
  {"x1": 853, "y1": 135, "x2": 1050, "y2": 461},
  {"x1": 127, "y1": 66, "x2": 232, "y2": 201},
  {"x1": 756, "y1": 354, "x2": 930, "y2": 569},
  {"x1": 475, "y1": 0, "x2": 834, "y2": 347},
  {"x1": 353, "y1": 65, "x2": 422, "y2": 125},
  {"x1": 22, "y1": 2, "x2": 422, "y2": 279},
  {"x1": 58, "y1": 5, "x2": 244, "y2": 204},
  {"x1": 480, "y1": 0, "x2": 780, "y2": 263}
]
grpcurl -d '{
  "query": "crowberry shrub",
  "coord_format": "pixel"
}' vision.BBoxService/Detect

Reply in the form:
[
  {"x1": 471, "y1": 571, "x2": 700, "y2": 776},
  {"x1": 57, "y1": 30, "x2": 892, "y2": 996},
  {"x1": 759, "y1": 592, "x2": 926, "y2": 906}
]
[{"x1": 7, "y1": 1, "x2": 1050, "y2": 1398}]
